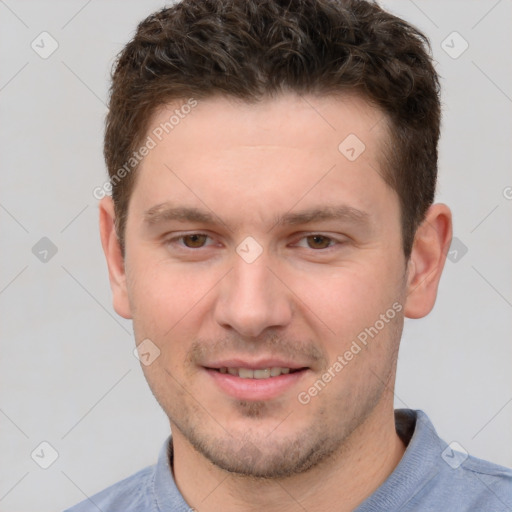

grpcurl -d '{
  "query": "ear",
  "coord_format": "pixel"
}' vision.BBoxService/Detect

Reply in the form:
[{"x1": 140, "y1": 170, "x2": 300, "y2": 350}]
[
  {"x1": 99, "y1": 197, "x2": 132, "y2": 319},
  {"x1": 404, "y1": 203, "x2": 452, "y2": 319}
]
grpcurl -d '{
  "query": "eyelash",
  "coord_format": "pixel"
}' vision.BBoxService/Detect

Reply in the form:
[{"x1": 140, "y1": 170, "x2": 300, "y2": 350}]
[
  {"x1": 165, "y1": 233, "x2": 216, "y2": 249},
  {"x1": 165, "y1": 232, "x2": 344, "y2": 251}
]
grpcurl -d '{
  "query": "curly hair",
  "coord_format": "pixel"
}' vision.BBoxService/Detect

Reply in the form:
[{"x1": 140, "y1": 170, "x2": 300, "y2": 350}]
[{"x1": 104, "y1": 0, "x2": 441, "y2": 257}]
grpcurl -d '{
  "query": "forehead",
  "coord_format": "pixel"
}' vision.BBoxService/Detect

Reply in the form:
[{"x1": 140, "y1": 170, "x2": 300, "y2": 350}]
[
  {"x1": 129, "y1": 93, "x2": 396, "y2": 231},
  {"x1": 146, "y1": 93, "x2": 386, "y2": 156}
]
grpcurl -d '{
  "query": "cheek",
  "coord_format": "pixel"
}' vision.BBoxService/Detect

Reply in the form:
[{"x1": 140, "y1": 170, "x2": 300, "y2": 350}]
[
  {"x1": 128, "y1": 253, "x2": 202, "y2": 311},
  {"x1": 290, "y1": 262, "x2": 400, "y2": 343},
  {"x1": 126, "y1": 256, "x2": 220, "y2": 354}
]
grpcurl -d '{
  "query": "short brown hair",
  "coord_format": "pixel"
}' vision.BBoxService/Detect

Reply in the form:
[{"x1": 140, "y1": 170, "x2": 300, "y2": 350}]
[{"x1": 104, "y1": 0, "x2": 440, "y2": 258}]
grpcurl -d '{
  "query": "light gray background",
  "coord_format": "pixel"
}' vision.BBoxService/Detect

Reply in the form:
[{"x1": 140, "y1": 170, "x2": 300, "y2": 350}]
[{"x1": 0, "y1": 1, "x2": 511, "y2": 510}]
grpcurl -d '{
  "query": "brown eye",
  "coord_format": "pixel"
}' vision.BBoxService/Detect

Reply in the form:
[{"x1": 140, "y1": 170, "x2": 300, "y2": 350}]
[
  {"x1": 306, "y1": 235, "x2": 332, "y2": 249},
  {"x1": 182, "y1": 234, "x2": 208, "y2": 248}
]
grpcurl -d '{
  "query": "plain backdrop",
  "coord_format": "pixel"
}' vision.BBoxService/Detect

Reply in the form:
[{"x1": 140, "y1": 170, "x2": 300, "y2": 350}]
[{"x1": 0, "y1": 1, "x2": 511, "y2": 511}]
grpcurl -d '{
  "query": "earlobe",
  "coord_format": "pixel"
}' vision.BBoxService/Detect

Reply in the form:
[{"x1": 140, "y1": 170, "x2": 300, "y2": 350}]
[
  {"x1": 404, "y1": 204, "x2": 452, "y2": 319},
  {"x1": 98, "y1": 197, "x2": 133, "y2": 319}
]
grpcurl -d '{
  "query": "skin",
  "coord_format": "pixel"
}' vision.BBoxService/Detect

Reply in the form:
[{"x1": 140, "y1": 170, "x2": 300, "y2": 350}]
[{"x1": 100, "y1": 93, "x2": 452, "y2": 511}]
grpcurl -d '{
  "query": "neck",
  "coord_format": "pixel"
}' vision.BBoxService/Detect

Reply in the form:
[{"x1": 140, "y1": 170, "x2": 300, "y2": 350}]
[{"x1": 171, "y1": 397, "x2": 405, "y2": 512}]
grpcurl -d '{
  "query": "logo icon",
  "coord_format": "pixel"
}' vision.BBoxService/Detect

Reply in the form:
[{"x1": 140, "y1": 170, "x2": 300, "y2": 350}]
[
  {"x1": 134, "y1": 338, "x2": 161, "y2": 366},
  {"x1": 441, "y1": 32, "x2": 469, "y2": 60},
  {"x1": 31, "y1": 32, "x2": 59, "y2": 59},
  {"x1": 447, "y1": 237, "x2": 468, "y2": 263},
  {"x1": 441, "y1": 441, "x2": 469, "y2": 469},
  {"x1": 236, "y1": 236, "x2": 263, "y2": 264},
  {"x1": 32, "y1": 237, "x2": 58, "y2": 263},
  {"x1": 31, "y1": 441, "x2": 59, "y2": 469},
  {"x1": 338, "y1": 134, "x2": 366, "y2": 162}
]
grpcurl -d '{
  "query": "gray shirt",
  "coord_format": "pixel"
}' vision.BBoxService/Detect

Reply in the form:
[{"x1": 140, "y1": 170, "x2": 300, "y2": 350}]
[{"x1": 64, "y1": 409, "x2": 512, "y2": 511}]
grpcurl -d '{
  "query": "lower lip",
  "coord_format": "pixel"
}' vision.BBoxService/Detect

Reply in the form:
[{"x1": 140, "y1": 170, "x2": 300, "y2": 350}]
[{"x1": 205, "y1": 368, "x2": 308, "y2": 401}]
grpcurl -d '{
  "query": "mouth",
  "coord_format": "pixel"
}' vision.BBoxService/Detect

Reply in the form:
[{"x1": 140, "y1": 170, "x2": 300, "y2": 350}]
[
  {"x1": 211, "y1": 366, "x2": 303, "y2": 379},
  {"x1": 203, "y1": 361, "x2": 310, "y2": 401}
]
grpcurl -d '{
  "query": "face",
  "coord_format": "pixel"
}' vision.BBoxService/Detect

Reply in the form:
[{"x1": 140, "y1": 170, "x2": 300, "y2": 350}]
[{"x1": 114, "y1": 94, "x2": 410, "y2": 477}]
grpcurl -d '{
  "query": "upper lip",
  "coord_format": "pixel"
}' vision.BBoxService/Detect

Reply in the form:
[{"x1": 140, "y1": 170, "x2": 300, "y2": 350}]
[{"x1": 204, "y1": 358, "x2": 309, "y2": 370}]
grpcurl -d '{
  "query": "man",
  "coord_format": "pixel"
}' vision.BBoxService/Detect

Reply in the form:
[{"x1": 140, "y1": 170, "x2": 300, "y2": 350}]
[{"x1": 66, "y1": 0, "x2": 512, "y2": 510}]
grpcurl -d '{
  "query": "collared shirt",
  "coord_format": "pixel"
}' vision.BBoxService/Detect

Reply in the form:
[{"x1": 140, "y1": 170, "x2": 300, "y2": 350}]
[{"x1": 64, "y1": 409, "x2": 512, "y2": 511}]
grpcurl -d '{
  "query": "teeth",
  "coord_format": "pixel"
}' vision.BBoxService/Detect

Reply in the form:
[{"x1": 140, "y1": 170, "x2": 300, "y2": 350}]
[
  {"x1": 218, "y1": 367, "x2": 295, "y2": 379},
  {"x1": 238, "y1": 368, "x2": 254, "y2": 379},
  {"x1": 254, "y1": 369, "x2": 270, "y2": 379},
  {"x1": 270, "y1": 367, "x2": 282, "y2": 377}
]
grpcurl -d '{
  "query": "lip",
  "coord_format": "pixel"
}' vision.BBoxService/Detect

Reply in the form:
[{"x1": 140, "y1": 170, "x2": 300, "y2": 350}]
[
  {"x1": 203, "y1": 364, "x2": 309, "y2": 401},
  {"x1": 204, "y1": 358, "x2": 306, "y2": 370}
]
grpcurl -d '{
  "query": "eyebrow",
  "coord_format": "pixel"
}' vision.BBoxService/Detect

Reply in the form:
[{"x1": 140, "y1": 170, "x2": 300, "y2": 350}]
[
  {"x1": 144, "y1": 204, "x2": 217, "y2": 225},
  {"x1": 143, "y1": 202, "x2": 371, "y2": 232},
  {"x1": 276, "y1": 206, "x2": 371, "y2": 227}
]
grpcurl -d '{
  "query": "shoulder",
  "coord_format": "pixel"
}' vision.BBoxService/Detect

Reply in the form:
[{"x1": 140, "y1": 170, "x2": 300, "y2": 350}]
[
  {"x1": 456, "y1": 454, "x2": 512, "y2": 502},
  {"x1": 63, "y1": 464, "x2": 156, "y2": 512},
  {"x1": 361, "y1": 410, "x2": 512, "y2": 511},
  {"x1": 415, "y1": 455, "x2": 512, "y2": 511},
  {"x1": 412, "y1": 411, "x2": 512, "y2": 510}
]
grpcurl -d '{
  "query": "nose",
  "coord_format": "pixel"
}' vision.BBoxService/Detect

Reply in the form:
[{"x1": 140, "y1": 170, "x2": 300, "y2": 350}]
[{"x1": 213, "y1": 254, "x2": 293, "y2": 339}]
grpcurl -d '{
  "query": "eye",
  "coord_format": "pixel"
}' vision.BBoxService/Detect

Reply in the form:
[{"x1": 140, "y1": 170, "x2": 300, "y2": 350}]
[
  {"x1": 306, "y1": 235, "x2": 334, "y2": 249},
  {"x1": 163, "y1": 231, "x2": 220, "y2": 257},
  {"x1": 296, "y1": 234, "x2": 336, "y2": 250},
  {"x1": 180, "y1": 234, "x2": 209, "y2": 248}
]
